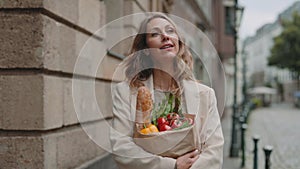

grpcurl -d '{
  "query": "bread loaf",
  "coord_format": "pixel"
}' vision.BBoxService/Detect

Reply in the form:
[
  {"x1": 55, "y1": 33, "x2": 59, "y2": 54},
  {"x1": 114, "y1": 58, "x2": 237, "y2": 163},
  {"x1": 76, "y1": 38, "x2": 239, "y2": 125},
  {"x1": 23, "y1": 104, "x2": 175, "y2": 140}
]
[{"x1": 135, "y1": 86, "x2": 153, "y2": 125}]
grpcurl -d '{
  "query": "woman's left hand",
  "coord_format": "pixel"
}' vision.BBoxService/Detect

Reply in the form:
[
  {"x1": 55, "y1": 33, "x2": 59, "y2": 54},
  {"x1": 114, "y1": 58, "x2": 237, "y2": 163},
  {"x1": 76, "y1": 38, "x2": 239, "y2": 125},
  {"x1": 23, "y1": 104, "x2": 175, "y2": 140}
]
[{"x1": 175, "y1": 150, "x2": 199, "y2": 169}]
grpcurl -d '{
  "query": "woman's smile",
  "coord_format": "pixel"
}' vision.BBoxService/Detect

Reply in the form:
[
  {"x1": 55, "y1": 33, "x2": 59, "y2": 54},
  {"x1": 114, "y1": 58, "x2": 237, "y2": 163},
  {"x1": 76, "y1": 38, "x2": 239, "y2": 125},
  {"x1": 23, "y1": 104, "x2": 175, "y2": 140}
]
[{"x1": 160, "y1": 43, "x2": 174, "y2": 50}]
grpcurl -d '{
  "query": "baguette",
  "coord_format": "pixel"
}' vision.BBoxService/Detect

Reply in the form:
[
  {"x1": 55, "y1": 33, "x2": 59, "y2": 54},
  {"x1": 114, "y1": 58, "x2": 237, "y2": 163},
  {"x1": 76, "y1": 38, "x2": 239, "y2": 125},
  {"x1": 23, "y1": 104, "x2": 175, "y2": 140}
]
[{"x1": 135, "y1": 86, "x2": 153, "y2": 126}]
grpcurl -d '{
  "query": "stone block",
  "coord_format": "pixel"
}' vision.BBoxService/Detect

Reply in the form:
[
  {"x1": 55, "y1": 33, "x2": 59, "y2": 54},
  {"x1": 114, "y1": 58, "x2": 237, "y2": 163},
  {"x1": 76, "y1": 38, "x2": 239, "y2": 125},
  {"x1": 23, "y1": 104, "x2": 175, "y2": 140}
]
[
  {"x1": 0, "y1": 121, "x2": 109, "y2": 169},
  {"x1": 95, "y1": 81, "x2": 114, "y2": 118},
  {"x1": 42, "y1": 14, "x2": 108, "y2": 78},
  {"x1": 62, "y1": 78, "x2": 79, "y2": 126},
  {"x1": 77, "y1": 0, "x2": 106, "y2": 32},
  {"x1": 56, "y1": 124, "x2": 107, "y2": 169},
  {"x1": 43, "y1": 76, "x2": 64, "y2": 128},
  {"x1": 0, "y1": 0, "x2": 43, "y2": 8},
  {"x1": 97, "y1": 55, "x2": 125, "y2": 81},
  {"x1": 0, "y1": 12, "x2": 44, "y2": 68},
  {"x1": 0, "y1": 73, "x2": 114, "y2": 129},
  {"x1": 0, "y1": 136, "x2": 45, "y2": 169},
  {"x1": 43, "y1": 0, "x2": 105, "y2": 33},
  {"x1": 0, "y1": 12, "x2": 109, "y2": 78},
  {"x1": 42, "y1": 14, "x2": 76, "y2": 72},
  {"x1": 0, "y1": 75, "x2": 63, "y2": 130},
  {"x1": 0, "y1": 0, "x2": 106, "y2": 33},
  {"x1": 105, "y1": 0, "x2": 124, "y2": 23},
  {"x1": 68, "y1": 77, "x2": 114, "y2": 126},
  {"x1": 0, "y1": 75, "x2": 45, "y2": 130},
  {"x1": 133, "y1": 0, "x2": 149, "y2": 12}
]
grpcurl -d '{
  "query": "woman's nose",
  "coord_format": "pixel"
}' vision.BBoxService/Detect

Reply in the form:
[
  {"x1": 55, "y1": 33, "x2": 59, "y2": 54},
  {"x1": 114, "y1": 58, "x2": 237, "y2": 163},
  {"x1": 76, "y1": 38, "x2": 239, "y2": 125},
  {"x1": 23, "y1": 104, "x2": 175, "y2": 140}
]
[{"x1": 161, "y1": 32, "x2": 170, "y2": 41}]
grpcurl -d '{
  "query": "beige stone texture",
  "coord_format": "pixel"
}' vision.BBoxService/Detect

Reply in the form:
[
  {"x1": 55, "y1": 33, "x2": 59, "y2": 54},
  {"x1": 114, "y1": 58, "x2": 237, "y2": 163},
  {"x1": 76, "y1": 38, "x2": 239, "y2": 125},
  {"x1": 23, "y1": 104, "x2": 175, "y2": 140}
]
[
  {"x1": 71, "y1": 78, "x2": 100, "y2": 124},
  {"x1": 0, "y1": 136, "x2": 45, "y2": 169},
  {"x1": 0, "y1": 75, "x2": 63, "y2": 130},
  {"x1": 43, "y1": 0, "x2": 105, "y2": 33},
  {"x1": 0, "y1": 121, "x2": 108, "y2": 169},
  {"x1": 97, "y1": 55, "x2": 125, "y2": 81},
  {"x1": 0, "y1": 74, "x2": 114, "y2": 129},
  {"x1": 0, "y1": 0, "x2": 43, "y2": 8},
  {"x1": 0, "y1": 75, "x2": 45, "y2": 129},
  {"x1": 105, "y1": 0, "x2": 124, "y2": 23},
  {"x1": 0, "y1": 12, "x2": 111, "y2": 78},
  {"x1": 55, "y1": 124, "x2": 106, "y2": 169},
  {"x1": 95, "y1": 80, "x2": 114, "y2": 118},
  {"x1": 0, "y1": 12, "x2": 44, "y2": 68},
  {"x1": 63, "y1": 77, "x2": 114, "y2": 126},
  {"x1": 42, "y1": 14, "x2": 107, "y2": 77},
  {"x1": 43, "y1": 76, "x2": 64, "y2": 128},
  {"x1": 0, "y1": 0, "x2": 105, "y2": 33}
]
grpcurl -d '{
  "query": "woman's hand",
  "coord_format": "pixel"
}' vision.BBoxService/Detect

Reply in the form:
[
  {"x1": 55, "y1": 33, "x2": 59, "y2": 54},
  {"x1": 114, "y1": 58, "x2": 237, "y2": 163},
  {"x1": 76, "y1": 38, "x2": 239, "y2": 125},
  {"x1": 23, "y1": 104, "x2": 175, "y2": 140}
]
[{"x1": 175, "y1": 150, "x2": 199, "y2": 169}]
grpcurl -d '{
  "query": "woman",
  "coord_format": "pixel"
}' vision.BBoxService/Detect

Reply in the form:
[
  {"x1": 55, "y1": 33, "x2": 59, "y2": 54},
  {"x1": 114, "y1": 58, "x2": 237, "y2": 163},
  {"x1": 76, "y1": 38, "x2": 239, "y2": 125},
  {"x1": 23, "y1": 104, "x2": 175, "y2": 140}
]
[{"x1": 110, "y1": 13, "x2": 224, "y2": 169}]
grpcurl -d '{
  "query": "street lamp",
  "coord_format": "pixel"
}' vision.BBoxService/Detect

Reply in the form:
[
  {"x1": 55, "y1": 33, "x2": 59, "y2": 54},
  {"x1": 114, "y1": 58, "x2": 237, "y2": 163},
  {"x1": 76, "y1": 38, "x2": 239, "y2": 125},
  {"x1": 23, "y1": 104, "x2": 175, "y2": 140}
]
[
  {"x1": 242, "y1": 48, "x2": 248, "y2": 108},
  {"x1": 230, "y1": 0, "x2": 244, "y2": 157}
]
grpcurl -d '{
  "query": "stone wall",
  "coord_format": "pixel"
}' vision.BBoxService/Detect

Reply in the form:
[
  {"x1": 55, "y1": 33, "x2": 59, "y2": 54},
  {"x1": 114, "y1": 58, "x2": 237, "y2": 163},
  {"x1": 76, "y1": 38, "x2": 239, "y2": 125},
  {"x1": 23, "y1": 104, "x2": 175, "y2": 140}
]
[{"x1": 0, "y1": 0, "x2": 117, "y2": 168}]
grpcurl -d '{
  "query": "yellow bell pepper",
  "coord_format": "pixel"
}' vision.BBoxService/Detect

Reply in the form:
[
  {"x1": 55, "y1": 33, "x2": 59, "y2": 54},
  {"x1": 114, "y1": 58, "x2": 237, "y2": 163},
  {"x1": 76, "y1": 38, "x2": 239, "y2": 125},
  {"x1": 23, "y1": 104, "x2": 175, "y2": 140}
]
[
  {"x1": 140, "y1": 124, "x2": 159, "y2": 134},
  {"x1": 148, "y1": 124, "x2": 159, "y2": 133},
  {"x1": 140, "y1": 127, "x2": 151, "y2": 134}
]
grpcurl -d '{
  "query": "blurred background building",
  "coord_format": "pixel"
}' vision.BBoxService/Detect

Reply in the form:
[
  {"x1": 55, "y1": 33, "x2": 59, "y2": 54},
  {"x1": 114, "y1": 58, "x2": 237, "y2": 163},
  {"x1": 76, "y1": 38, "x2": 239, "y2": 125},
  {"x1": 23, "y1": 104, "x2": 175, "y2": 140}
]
[
  {"x1": 0, "y1": 0, "x2": 237, "y2": 168},
  {"x1": 243, "y1": 1, "x2": 300, "y2": 103}
]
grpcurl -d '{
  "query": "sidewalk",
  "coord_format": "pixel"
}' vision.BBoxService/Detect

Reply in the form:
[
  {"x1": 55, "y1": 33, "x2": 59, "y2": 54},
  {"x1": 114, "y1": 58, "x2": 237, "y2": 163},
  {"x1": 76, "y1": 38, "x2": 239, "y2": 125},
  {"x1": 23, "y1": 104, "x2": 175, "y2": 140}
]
[
  {"x1": 222, "y1": 103, "x2": 300, "y2": 169},
  {"x1": 221, "y1": 108, "x2": 242, "y2": 169},
  {"x1": 244, "y1": 103, "x2": 300, "y2": 169}
]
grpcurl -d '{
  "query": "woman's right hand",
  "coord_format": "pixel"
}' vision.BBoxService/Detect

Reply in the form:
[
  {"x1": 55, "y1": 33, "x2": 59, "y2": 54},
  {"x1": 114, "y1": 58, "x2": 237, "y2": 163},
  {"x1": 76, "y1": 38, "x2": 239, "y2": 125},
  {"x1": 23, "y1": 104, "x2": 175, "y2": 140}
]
[{"x1": 175, "y1": 150, "x2": 199, "y2": 169}]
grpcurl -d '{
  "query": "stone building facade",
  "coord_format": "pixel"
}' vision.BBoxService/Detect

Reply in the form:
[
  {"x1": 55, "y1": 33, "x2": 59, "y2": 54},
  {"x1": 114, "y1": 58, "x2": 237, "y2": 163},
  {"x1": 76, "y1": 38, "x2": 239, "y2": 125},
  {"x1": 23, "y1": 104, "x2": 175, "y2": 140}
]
[
  {"x1": 243, "y1": 1, "x2": 300, "y2": 102},
  {"x1": 0, "y1": 0, "x2": 234, "y2": 168}
]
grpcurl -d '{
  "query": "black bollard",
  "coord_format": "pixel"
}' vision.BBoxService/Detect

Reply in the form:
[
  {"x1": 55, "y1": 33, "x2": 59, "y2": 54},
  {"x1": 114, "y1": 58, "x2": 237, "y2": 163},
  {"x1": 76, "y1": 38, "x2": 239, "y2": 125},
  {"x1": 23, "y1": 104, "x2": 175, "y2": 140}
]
[
  {"x1": 253, "y1": 135, "x2": 260, "y2": 169},
  {"x1": 263, "y1": 145, "x2": 273, "y2": 169},
  {"x1": 241, "y1": 123, "x2": 247, "y2": 168}
]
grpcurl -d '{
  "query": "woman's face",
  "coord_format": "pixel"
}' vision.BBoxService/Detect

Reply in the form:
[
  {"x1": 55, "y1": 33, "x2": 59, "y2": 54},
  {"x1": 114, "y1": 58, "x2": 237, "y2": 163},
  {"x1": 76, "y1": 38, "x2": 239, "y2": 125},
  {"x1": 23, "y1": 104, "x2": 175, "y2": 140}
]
[{"x1": 146, "y1": 18, "x2": 179, "y2": 65}]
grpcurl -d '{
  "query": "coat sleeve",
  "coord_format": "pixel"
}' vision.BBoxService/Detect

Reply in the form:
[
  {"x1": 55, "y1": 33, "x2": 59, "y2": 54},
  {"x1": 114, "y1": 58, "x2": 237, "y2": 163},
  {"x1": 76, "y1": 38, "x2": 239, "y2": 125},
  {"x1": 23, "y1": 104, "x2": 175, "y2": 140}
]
[
  {"x1": 190, "y1": 88, "x2": 224, "y2": 169},
  {"x1": 109, "y1": 83, "x2": 176, "y2": 169}
]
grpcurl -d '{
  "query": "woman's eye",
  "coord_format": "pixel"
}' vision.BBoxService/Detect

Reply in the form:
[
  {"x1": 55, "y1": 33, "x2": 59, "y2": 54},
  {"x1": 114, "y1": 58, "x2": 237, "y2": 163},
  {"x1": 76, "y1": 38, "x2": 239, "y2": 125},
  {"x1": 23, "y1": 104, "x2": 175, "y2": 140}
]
[
  {"x1": 166, "y1": 28, "x2": 175, "y2": 33},
  {"x1": 151, "y1": 32, "x2": 159, "y2": 37}
]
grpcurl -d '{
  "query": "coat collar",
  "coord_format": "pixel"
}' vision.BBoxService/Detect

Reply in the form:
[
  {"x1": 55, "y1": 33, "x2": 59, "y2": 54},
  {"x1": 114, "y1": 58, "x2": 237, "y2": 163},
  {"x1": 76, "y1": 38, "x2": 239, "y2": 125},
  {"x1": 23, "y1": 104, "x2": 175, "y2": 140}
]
[
  {"x1": 129, "y1": 76, "x2": 200, "y2": 119},
  {"x1": 182, "y1": 80, "x2": 201, "y2": 115}
]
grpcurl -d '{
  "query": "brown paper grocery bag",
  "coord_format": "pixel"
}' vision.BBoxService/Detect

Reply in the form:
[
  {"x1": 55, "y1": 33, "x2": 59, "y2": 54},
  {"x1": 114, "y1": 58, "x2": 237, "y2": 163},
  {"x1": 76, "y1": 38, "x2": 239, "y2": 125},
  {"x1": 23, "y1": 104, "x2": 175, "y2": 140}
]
[{"x1": 133, "y1": 114, "x2": 199, "y2": 158}]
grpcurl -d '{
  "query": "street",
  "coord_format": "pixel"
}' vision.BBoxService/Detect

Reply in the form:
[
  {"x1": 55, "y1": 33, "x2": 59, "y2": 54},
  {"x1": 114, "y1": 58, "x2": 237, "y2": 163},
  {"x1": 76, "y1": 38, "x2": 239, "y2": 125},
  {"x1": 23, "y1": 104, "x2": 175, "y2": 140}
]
[
  {"x1": 222, "y1": 103, "x2": 300, "y2": 169},
  {"x1": 245, "y1": 103, "x2": 300, "y2": 169}
]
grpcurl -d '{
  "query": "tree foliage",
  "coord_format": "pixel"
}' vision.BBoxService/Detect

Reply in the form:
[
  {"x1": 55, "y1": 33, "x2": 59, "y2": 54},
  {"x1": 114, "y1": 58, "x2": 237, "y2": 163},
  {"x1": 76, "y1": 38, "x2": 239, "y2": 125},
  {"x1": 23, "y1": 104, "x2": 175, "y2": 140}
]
[{"x1": 268, "y1": 12, "x2": 300, "y2": 79}]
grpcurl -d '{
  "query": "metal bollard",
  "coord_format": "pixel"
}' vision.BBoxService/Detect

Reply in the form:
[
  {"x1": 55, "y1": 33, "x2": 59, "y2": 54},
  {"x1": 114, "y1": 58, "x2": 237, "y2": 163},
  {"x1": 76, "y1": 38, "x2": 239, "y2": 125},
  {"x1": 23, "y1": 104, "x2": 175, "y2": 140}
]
[
  {"x1": 241, "y1": 123, "x2": 247, "y2": 168},
  {"x1": 253, "y1": 135, "x2": 260, "y2": 169},
  {"x1": 263, "y1": 145, "x2": 273, "y2": 169}
]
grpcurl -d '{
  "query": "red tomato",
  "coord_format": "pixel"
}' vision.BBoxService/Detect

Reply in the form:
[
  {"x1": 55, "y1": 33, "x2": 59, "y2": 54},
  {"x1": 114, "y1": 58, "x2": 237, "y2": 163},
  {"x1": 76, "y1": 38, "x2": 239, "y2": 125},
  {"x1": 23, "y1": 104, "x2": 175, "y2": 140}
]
[
  {"x1": 170, "y1": 119, "x2": 183, "y2": 129},
  {"x1": 157, "y1": 117, "x2": 167, "y2": 126},
  {"x1": 167, "y1": 113, "x2": 179, "y2": 121},
  {"x1": 159, "y1": 124, "x2": 172, "y2": 131}
]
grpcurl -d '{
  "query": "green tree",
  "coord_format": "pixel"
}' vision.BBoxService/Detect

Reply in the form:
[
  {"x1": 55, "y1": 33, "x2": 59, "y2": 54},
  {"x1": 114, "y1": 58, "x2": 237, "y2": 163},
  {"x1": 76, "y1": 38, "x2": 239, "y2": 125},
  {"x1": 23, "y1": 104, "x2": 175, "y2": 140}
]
[{"x1": 268, "y1": 12, "x2": 300, "y2": 89}]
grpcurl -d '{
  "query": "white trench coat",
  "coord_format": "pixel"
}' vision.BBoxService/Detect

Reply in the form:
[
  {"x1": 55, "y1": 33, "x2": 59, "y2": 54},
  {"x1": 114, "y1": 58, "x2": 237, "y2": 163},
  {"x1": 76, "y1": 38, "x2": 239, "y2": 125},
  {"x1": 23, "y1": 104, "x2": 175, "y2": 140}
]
[{"x1": 110, "y1": 76, "x2": 224, "y2": 169}]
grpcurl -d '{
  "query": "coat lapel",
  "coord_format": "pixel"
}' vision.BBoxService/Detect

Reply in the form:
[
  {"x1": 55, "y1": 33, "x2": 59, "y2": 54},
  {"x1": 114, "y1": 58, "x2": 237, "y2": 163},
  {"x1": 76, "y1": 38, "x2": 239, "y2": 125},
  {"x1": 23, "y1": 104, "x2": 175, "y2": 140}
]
[{"x1": 182, "y1": 80, "x2": 201, "y2": 115}]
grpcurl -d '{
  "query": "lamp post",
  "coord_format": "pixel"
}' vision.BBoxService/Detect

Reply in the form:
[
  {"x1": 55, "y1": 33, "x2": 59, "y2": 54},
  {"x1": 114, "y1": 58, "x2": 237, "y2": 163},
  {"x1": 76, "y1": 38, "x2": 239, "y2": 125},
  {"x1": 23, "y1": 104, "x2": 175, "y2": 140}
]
[
  {"x1": 230, "y1": 0, "x2": 244, "y2": 157},
  {"x1": 242, "y1": 48, "x2": 248, "y2": 108}
]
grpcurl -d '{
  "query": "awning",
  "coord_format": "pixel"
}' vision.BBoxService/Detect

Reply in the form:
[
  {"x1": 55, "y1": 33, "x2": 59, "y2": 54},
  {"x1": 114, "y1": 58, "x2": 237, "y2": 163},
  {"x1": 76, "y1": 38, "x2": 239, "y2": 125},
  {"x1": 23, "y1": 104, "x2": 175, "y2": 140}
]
[{"x1": 247, "y1": 86, "x2": 277, "y2": 95}]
